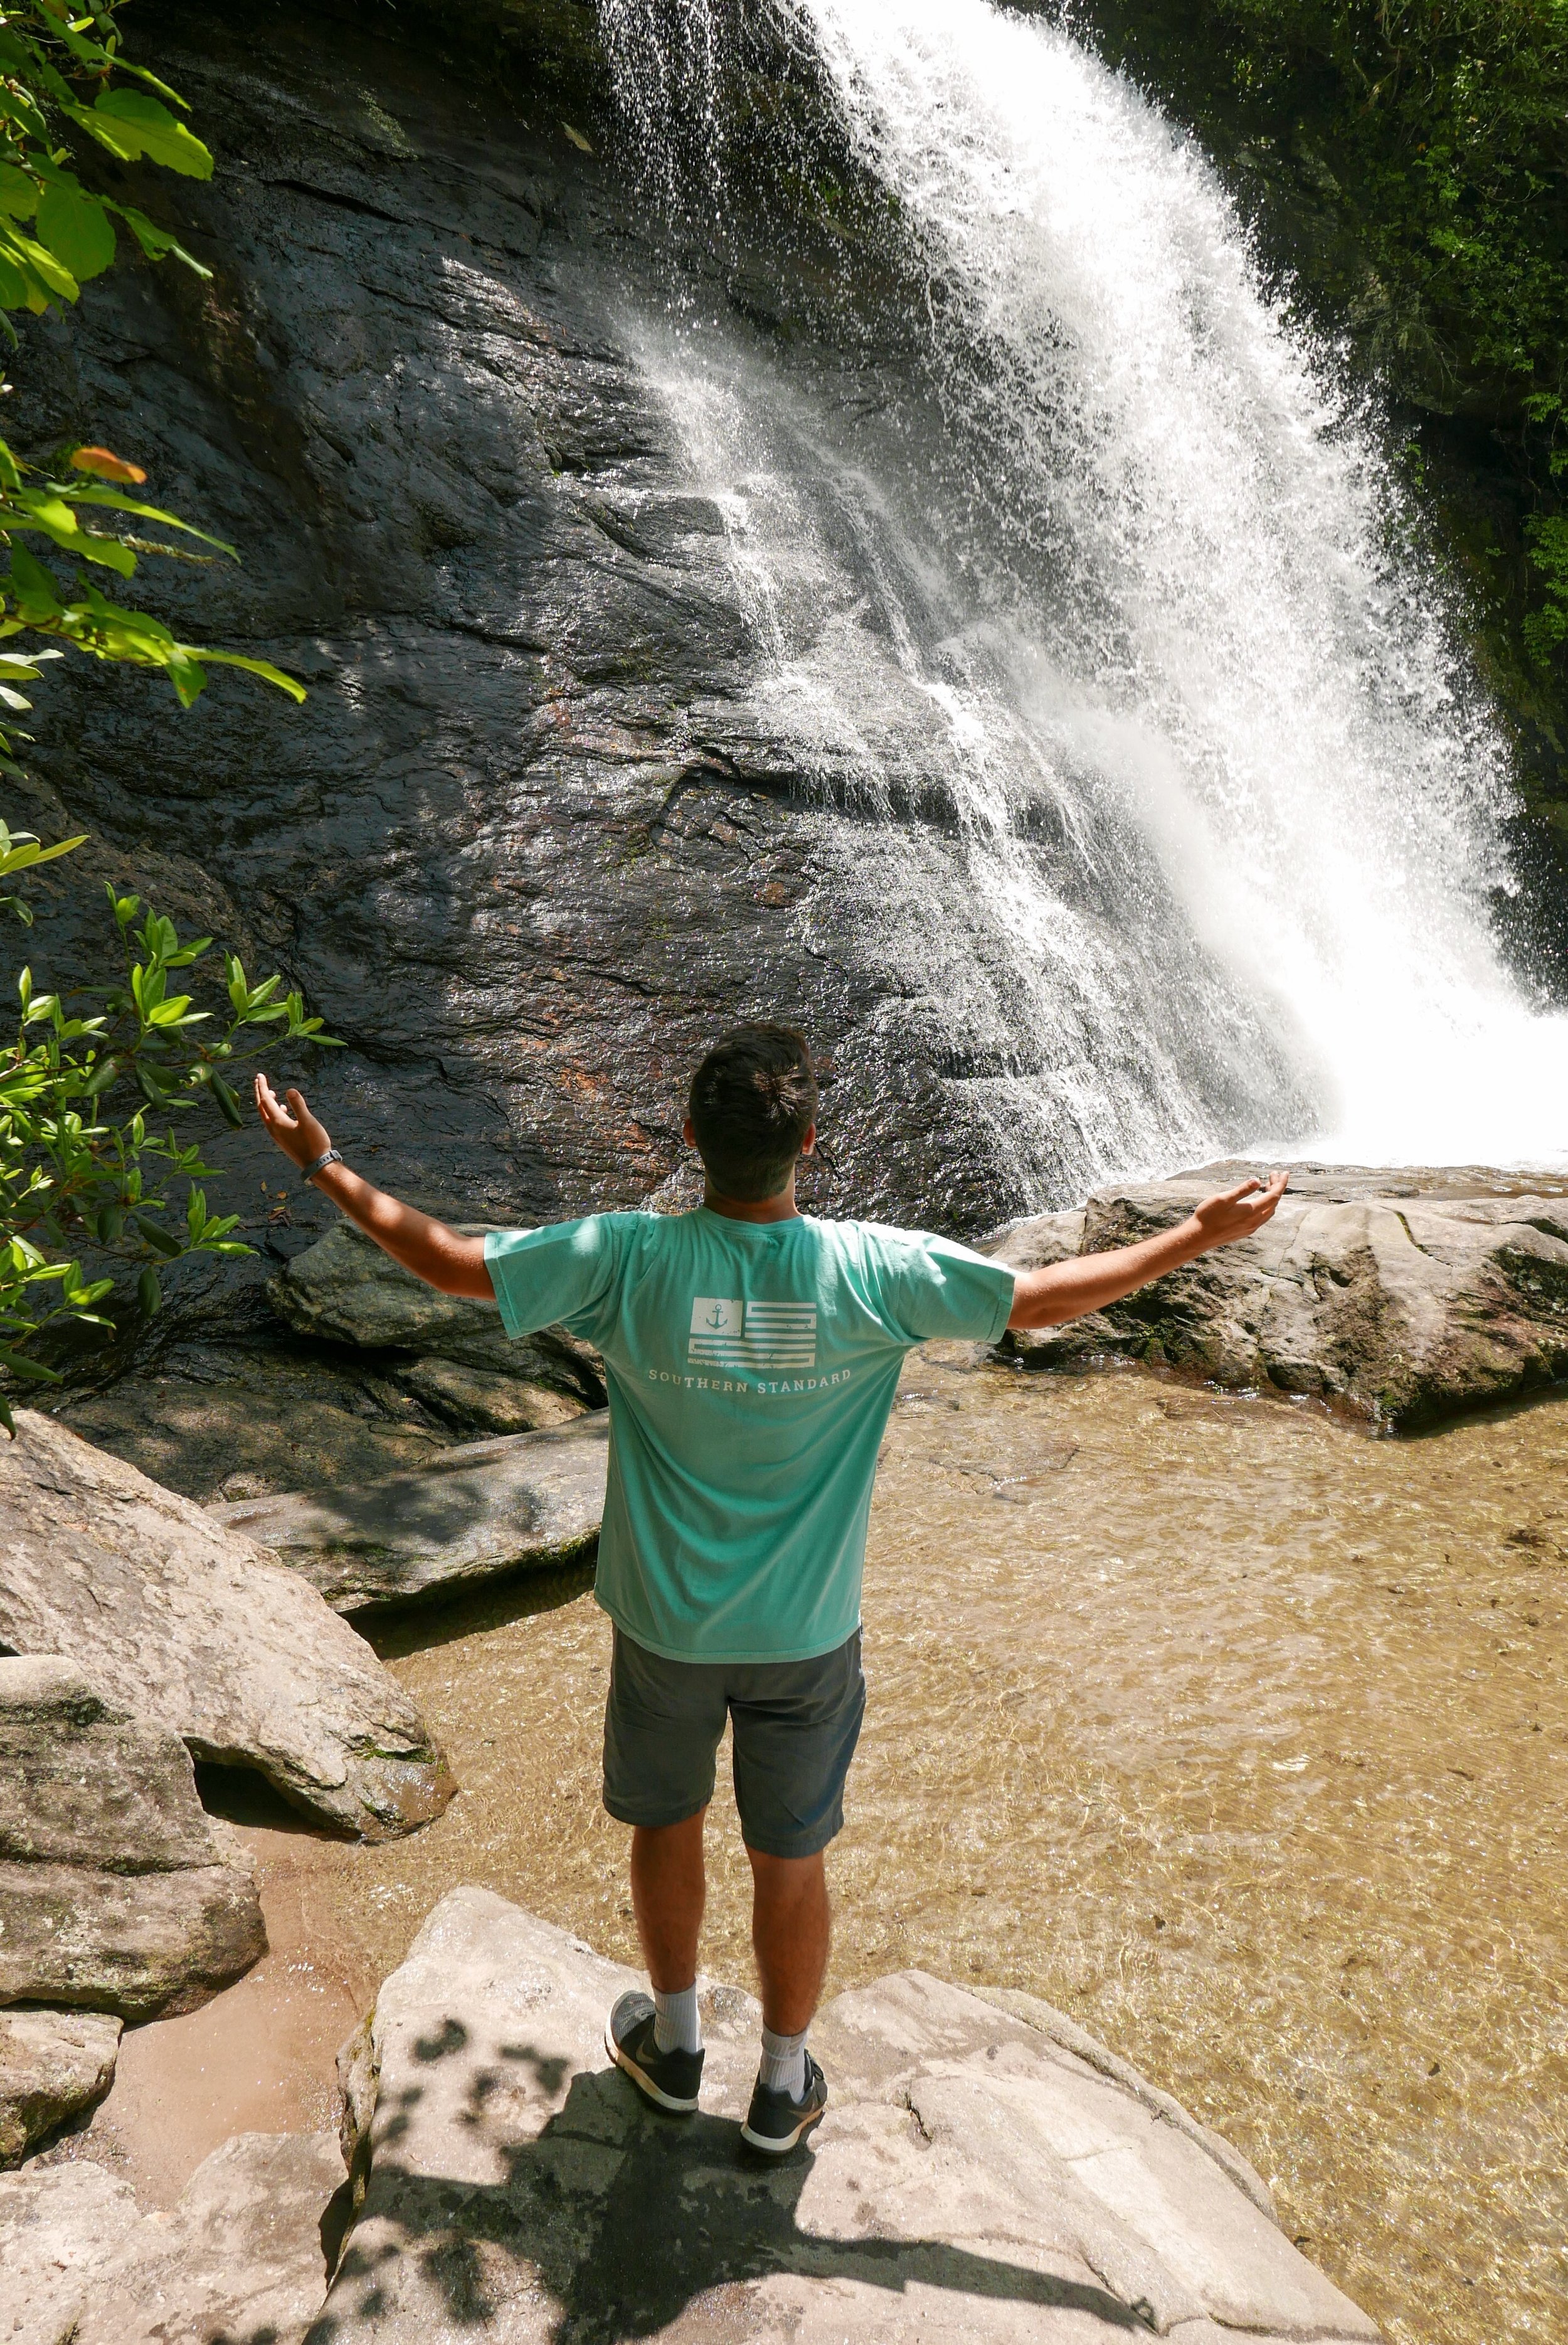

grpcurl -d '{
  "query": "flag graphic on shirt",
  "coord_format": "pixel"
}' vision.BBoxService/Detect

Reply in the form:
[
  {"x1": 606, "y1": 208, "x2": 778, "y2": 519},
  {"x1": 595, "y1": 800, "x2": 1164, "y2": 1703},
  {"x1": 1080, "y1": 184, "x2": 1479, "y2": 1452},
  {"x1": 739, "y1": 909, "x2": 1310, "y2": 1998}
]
[{"x1": 688, "y1": 1296, "x2": 817, "y2": 1371}]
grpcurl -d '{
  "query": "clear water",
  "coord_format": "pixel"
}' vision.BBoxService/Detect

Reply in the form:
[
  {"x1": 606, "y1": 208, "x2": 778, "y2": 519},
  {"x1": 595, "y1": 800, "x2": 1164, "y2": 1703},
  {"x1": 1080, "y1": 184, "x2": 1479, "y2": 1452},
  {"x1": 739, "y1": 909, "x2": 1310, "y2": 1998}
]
[{"x1": 598, "y1": 0, "x2": 1568, "y2": 1186}]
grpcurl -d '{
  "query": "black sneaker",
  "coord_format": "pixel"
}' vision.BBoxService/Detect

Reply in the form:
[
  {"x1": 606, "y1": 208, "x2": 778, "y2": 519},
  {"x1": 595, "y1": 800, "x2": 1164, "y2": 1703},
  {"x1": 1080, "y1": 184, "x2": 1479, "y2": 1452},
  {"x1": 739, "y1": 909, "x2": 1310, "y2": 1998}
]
[
  {"x1": 741, "y1": 2049, "x2": 828, "y2": 2154},
  {"x1": 605, "y1": 1990, "x2": 704, "y2": 2115}
]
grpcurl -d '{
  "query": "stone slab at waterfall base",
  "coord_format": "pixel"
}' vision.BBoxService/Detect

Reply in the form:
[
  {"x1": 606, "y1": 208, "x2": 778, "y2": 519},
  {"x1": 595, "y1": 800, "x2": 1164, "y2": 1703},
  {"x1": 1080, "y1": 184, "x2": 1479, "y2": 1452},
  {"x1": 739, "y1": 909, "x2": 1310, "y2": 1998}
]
[
  {"x1": 0, "y1": 1413, "x2": 453, "y2": 1838},
  {"x1": 321, "y1": 1887, "x2": 1380, "y2": 2342},
  {"x1": 0, "y1": 1655, "x2": 264, "y2": 2023},
  {"x1": 0, "y1": 2129, "x2": 346, "y2": 2345},
  {"x1": 209, "y1": 1414, "x2": 607, "y2": 1612},
  {"x1": 987, "y1": 1168, "x2": 1568, "y2": 1428}
]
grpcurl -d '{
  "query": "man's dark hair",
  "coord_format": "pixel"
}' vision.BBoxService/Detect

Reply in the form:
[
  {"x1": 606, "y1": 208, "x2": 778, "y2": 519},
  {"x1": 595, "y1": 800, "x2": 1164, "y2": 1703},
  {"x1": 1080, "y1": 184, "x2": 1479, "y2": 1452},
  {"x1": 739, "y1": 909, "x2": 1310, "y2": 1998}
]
[{"x1": 688, "y1": 1025, "x2": 818, "y2": 1201}]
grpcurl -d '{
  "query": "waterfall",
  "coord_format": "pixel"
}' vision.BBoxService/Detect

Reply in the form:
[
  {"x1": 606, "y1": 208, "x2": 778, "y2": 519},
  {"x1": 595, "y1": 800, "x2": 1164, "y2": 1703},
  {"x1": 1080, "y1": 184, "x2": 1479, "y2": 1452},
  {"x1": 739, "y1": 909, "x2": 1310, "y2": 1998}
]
[{"x1": 598, "y1": 0, "x2": 1568, "y2": 1186}]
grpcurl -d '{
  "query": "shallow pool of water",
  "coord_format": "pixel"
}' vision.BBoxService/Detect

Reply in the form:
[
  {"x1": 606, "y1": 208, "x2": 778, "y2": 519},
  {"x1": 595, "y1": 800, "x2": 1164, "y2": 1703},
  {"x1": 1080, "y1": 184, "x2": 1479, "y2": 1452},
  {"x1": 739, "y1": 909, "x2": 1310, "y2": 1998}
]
[{"x1": 64, "y1": 1352, "x2": 1567, "y2": 2345}]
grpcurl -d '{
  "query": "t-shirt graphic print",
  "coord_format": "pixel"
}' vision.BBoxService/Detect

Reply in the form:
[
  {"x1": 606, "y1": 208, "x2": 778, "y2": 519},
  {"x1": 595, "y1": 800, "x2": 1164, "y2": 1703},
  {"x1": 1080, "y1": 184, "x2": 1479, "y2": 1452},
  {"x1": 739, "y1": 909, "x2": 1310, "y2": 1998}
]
[
  {"x1": 485, "y1": 1205, "x2": 1015, "y2": 1664},
  {"x1": 689, "y1": 1296, "x2": 817, "y2": 1374}
]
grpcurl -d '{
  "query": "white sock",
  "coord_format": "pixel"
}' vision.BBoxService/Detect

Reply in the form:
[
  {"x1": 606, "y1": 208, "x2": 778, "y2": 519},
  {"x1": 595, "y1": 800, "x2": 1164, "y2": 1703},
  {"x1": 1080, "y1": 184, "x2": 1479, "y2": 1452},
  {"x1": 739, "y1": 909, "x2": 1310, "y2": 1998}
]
[
  {"x1": 760, "y1": 2023, "x2": 808, "y2": 2099},
  {"x1": 652, "y1": 1982, "x2": 702, "y2": 2057}
]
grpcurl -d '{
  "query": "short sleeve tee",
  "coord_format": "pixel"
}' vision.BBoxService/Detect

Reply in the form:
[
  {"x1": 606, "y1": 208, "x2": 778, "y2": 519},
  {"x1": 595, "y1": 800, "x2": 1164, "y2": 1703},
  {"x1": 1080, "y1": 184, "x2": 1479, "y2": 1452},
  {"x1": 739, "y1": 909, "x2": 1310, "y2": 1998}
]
[{"x1": 484, "y1": 1207, "x2": 1015, "y2": 1663}]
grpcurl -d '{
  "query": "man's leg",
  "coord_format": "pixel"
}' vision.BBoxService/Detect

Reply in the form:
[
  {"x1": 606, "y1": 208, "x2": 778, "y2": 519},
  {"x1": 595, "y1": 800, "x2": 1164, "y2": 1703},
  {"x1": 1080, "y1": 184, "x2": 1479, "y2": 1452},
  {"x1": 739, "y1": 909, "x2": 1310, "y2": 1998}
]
[
  {"x1": 630, "y1": 1806, "x2": 709, "y2": 1994},
  {"x1": 747, "y1": 1845, "x2": 830, "y2": 2036},
  {"x1": 603, "y1": 1632, "x2": 725, "y2": 2111}
]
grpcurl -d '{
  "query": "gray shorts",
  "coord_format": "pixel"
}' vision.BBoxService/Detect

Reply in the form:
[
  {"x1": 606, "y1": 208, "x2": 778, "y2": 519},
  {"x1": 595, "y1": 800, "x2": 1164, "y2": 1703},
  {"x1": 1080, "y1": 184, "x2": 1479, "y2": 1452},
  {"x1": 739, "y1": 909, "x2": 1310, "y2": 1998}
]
[{"x1": 602, "y1": 1626, "x2": 866, "y2": 1860}]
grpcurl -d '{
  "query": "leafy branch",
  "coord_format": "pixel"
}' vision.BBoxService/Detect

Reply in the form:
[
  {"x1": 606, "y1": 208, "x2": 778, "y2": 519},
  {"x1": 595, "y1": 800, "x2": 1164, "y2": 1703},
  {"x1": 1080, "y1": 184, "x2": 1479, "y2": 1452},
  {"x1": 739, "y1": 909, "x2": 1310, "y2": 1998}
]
[{"x1": 0, "y1": 865, "x2": 341, "y2": 1427}]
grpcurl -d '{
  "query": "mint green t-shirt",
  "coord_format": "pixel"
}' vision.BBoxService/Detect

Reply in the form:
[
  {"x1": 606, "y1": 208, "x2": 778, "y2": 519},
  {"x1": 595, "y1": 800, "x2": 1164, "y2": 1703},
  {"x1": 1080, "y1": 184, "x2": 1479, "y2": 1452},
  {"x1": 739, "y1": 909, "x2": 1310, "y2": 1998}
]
[{"x1": 484, "y1": 1208, "x2": 1015, "y2": 1664}]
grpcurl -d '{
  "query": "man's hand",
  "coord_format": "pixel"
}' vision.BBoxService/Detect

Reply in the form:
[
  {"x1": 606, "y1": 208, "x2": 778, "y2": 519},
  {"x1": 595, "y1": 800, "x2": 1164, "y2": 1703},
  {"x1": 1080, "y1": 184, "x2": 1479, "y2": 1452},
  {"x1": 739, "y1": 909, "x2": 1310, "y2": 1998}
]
[
  {"x1": 1189, "y1": 1172, "x2": 1289, "y2": 1247},
  {"x1": 1007, "y1": 1169, "x2": 1290, "y2": 1331},
  {"x1": 252, "y1": 1073, "x2": 493, "y2": 1300},
  {"x1": 255, "y1": 1072, "x2": 332, "y2": 1170}
]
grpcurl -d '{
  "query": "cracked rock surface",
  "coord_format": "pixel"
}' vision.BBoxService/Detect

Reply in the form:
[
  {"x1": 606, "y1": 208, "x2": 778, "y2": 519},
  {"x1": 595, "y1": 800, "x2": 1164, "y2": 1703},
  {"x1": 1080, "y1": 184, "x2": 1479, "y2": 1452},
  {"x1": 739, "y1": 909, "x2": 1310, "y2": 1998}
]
[
  {"x1": 0, "y1": 1414, "x2": 453, "y2": 1837},
  {"x1": 319, "y1": 1886, "x2": 1379, "y2": 2341}
]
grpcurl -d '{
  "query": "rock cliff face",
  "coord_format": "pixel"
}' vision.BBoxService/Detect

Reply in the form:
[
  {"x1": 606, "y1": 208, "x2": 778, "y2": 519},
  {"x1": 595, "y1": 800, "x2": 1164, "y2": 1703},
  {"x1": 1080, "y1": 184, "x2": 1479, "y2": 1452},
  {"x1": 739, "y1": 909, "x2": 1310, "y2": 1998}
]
[{"x1": 9, "y1": 0, "x2": 1035, "y2": 1366}]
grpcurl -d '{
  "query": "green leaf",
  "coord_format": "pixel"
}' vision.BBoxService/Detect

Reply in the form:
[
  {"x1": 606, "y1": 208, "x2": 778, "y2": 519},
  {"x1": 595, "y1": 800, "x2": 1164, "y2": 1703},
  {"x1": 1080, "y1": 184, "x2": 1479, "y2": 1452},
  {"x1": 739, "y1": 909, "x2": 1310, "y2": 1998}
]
[
  {"x1": 137, "y1": 1264, "x2": 161, "y2": 1318},
  {"x1": 0, "y1": 1345, "x2": 61, "y2": 1382},
  {"x1": 36, "y1": 183, "x2": 115, "y2": 282},
  {"x1": 178, "y1": 645, "x2": 307, "y2": 702},
  {"x1": 0, "y1": 164, "x2": 38, "y2": 221},
  {"x1": 208, "y1": 1070, "x2": 246, "y2": 1128},
  {"x1": 110, "y1": 203, "x2": 211, "y2": 280},
  {"x1": 133, "y1": 1212, "x2": 183, "y2": 1259},
  {"x1": 89, "y1": 91, "x2": 215, "y2": 181}
]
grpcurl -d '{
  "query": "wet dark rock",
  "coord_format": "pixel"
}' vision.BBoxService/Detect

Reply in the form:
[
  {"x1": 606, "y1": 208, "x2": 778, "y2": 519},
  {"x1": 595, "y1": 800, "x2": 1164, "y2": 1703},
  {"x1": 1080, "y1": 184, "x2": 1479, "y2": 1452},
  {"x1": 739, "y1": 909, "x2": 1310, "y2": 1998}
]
[
  {"x1": 0, "y1": 2008, "x2": 122, "y2": 2166},
  {"x1": 0, "y1": 1656, "x2": 265, "y2": 2023},
  {"x1": 987, "y1": 1166, "x2": 1568, "y2": 1429},
  {"x1": 0, "y1": 1413, "x2": 454, "y2": 1838},
  {"x1": 6, "y1": 0, "x2": 1056, "y2": 1375},
  {"x1": 210, "y1": 1412, "x2": 607, "y2": 1612}
]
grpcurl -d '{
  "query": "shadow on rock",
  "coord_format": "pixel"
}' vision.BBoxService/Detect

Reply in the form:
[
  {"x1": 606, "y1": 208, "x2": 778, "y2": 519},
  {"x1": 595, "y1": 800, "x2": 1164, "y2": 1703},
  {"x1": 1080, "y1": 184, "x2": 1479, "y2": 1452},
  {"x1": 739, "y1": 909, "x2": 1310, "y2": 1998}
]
[{"x1": 311, "y1": 2063, "x2": 1144, "y2": 2342}]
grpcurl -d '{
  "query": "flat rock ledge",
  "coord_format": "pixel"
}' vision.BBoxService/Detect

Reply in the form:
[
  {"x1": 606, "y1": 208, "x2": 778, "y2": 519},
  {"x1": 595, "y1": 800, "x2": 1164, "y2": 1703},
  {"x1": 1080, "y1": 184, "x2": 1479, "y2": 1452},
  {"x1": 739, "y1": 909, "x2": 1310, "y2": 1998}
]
[
  {"x1": 320, "y1": 1886, "x2": 1380, "y2": 2342},
  {"x1": 0, "y1": 1655, "x2": 264, "y2": 2025},
  {"x1": 0, "y1": 2127, "x2": 347, "y2": 2345},
  {"x1": 209, "y1": 1414, "x2": 607, "y2": 1612},
  {"x1": 0, "y1": 1412, "x2": 453, "y2": 1838},
  {"x1": 987, "y1": 1166, "x2": 1568, "y2": 1429},
  {"x1": 273, "y1": 1220, "x2": 605, "y2": 1435}
]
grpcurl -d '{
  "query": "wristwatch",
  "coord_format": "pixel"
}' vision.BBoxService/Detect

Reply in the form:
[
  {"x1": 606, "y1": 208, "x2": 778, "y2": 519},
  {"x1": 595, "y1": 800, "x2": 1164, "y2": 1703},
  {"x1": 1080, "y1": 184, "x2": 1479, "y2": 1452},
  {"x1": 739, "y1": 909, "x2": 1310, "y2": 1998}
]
[{"x1": 300, "y1": 1146, "x2": 344, "y2": 1182}]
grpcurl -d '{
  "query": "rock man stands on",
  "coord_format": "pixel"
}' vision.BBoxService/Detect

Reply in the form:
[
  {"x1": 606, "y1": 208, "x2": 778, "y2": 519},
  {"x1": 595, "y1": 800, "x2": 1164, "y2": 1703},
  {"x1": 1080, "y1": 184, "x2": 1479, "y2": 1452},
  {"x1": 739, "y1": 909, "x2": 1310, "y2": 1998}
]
[{"x1": 257, "y1": 1025, "x2": 1284, "y2": 2154}]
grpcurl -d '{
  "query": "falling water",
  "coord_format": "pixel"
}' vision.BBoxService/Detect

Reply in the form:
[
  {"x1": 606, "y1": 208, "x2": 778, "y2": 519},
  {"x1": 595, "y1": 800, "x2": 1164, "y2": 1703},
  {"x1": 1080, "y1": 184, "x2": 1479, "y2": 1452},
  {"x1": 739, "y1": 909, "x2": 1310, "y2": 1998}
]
[{"x1": 598, "y1": 0, "x2": 1568, "y2": 1186}]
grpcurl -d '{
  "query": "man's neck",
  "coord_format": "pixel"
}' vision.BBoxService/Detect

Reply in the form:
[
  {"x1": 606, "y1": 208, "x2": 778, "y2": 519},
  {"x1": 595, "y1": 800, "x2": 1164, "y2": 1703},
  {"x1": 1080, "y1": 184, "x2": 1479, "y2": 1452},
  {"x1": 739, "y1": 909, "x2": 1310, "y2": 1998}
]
[{"x1": 702, "y1": 1175, "x2": 799, "y2": 1225}]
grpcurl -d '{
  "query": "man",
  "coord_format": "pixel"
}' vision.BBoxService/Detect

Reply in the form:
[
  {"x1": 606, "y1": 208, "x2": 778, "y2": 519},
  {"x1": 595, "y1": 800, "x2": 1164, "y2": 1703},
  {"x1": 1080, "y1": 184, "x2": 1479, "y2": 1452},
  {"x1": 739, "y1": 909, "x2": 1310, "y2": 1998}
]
[{"x1": 256, "y1": 1027, "x2": 1285, "y2": 2156}]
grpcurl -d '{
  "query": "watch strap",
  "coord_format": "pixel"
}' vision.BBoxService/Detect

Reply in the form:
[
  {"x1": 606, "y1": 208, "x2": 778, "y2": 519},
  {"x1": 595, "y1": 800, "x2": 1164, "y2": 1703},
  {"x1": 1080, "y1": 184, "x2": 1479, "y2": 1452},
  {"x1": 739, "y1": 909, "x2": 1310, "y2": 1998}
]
[{"x1": 301, "y1": 1146, "x2": 344, "y2": 1181}]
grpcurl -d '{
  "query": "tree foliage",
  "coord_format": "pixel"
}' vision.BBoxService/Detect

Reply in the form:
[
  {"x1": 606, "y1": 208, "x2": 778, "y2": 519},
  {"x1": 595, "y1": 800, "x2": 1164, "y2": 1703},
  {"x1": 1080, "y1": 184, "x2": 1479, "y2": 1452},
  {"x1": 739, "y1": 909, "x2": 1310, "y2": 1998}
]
[{"x1": 0, "y1": 1, "x2": 322, "y2": 1426}]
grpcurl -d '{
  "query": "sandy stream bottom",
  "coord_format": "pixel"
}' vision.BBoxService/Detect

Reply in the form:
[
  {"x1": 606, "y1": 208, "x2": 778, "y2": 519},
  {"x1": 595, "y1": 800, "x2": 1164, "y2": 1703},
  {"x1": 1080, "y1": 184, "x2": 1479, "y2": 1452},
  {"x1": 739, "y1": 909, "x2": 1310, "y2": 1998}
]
[{"x1": 58, "y1": 1350, "x2": 1567, "y2": 2345}]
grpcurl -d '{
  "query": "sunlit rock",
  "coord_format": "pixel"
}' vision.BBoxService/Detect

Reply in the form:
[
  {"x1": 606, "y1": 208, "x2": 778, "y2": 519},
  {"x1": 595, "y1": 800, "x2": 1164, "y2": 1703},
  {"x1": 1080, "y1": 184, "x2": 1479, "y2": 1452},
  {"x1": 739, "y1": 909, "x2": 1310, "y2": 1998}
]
[
  {"x1": 0, "y1": 2008, "x2": 122, "y2": 2166},
  {"x1": 319, "y1": 1887, "x2": 1381, "y2": 2341},
  {"x1": 0, "y1": 1416, "x2": 453, "y2": 1839},
  {"x1": 0, "y1": 2132, "x2": 346, "y2": 2345},
  {"x1": 989, "y1": 1169, "x2": 1568, "y2": 1429},
  {"x1": 0, "y1": 1656, "x2": 264, "y2": 2023}
]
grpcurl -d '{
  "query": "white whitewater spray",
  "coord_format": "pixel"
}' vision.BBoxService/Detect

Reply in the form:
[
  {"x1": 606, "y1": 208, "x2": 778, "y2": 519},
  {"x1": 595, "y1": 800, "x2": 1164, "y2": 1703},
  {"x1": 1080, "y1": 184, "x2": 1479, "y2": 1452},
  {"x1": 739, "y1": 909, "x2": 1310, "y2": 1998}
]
[{"x1": 603, "y1": 0, "x2": 1568, "y2": 1177}]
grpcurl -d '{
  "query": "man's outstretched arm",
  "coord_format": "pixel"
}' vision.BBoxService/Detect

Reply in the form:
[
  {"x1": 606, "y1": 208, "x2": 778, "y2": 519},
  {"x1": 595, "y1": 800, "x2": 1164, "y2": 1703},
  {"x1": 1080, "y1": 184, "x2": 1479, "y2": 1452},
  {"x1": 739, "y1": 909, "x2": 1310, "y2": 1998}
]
[
  {"x1": 255, "y1": 1074, "x2": 494, "y2": 1299},
  {"x1": 1006, "y1": 1174, "x2": 1288, "y2": 1331}
]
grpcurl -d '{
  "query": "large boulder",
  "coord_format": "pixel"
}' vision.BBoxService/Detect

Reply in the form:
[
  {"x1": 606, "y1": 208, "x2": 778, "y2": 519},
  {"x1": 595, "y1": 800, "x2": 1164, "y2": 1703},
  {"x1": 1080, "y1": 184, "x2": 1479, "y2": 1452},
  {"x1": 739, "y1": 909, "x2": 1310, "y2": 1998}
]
[
  {"x1": 0, "y1": 2008, "x2": 122, "y2": 2166},
  {"x1": 0, "y1": 1413, "x2": 453, "y2": 1838},
  {"x1": 272, "y1": 1221, "x2": 605, "y2": 1432},
  {"x1": 0, "y1": 1656, "x2": 265, "y2": 2023},
  {"x1": 0, "y1": 2131, "x2": 345, "y2": 2345},
  {"x1": 987, "y1": 1168, "x2": 1568, "y2": 1429},
  {"x1": 210, "y1": 1414, "x2": 607, "y2": 1612},
  {"x1": 320, "y1": 1887, "x2": 1380, "y2": 2342}
]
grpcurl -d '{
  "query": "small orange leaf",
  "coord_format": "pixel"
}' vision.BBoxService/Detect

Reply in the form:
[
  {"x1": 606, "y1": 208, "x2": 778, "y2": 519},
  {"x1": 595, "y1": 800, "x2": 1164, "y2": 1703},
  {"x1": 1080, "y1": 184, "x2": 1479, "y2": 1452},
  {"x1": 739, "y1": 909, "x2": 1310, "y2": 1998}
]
[{"x1": 70, "y1": 445, "x2": 147, "y2": 485}]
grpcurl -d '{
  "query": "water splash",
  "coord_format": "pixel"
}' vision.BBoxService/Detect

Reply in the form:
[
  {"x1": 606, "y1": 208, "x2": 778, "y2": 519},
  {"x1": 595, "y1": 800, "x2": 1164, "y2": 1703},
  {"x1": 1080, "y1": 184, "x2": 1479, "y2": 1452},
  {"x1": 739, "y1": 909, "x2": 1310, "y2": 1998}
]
[{"x1": 601, "y1": 0, "x2": 1568, "y2": 1180}]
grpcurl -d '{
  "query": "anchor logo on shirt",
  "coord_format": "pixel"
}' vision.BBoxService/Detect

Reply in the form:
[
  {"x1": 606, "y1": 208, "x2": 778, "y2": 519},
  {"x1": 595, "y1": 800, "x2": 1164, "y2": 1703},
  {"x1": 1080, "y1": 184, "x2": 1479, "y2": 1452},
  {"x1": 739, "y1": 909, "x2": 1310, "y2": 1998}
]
[{"x1": 690, "y1": 1297, "x2": 743, "y2": 1339}]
